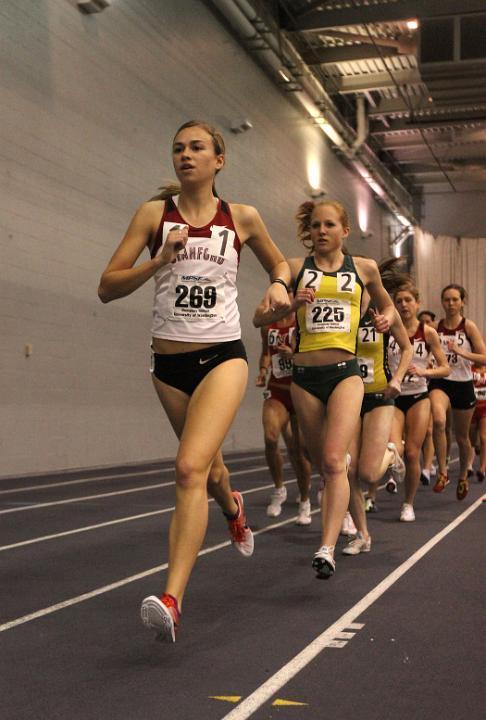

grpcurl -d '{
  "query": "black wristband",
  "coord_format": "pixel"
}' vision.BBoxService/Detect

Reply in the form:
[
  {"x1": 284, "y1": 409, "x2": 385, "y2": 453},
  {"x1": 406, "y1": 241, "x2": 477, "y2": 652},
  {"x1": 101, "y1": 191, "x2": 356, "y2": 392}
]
[{"x1": 271, "y1": 278, "x2": 289, "y2": 291}]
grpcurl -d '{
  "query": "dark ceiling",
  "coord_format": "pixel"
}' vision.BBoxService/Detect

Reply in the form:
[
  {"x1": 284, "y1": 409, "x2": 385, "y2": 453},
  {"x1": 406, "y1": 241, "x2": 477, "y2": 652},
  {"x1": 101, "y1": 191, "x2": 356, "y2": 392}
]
[{"x1": 263, "y1": 0, "x2": 486, "y2": 202}]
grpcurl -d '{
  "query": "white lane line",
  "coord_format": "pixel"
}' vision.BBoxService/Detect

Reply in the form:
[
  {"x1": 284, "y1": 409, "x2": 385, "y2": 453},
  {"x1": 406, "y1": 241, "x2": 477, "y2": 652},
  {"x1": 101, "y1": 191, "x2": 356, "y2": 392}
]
[
  {"x1": 220, "y1": 493, "x2": 485, "y2": 720},
  {"x1": 0, "y1": 464, "x2": 273, "y2": 516},
  {"x1": 0, "y1": 507, "x2": 317, "y2": 633},
  {"x1": 0, "y1": 453, "x2": 266, "y2": 495},
  {"x1": 0, "y1": 474, "x2": 314, "y2": 552}
]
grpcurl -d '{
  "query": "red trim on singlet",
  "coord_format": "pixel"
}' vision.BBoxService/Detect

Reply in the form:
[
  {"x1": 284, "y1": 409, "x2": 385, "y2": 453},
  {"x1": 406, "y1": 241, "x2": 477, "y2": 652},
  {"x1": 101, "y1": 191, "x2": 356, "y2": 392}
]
[
  {"x1": 150, "y1": 197, "x2": 242, "y2": 261},
  {"x1": 410, "y1": 321, "x2": 429, "y2": 351},
  {"x1": 437, "y1": 317, "x2": 469, "y2": 338}
]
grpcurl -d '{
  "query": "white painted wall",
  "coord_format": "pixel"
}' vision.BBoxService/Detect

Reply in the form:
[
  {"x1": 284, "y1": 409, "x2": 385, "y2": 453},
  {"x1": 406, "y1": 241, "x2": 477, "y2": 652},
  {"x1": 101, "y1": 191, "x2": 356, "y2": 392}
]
[{"x1": 1, "y1": 0, "x2": 394, "y2": 475}]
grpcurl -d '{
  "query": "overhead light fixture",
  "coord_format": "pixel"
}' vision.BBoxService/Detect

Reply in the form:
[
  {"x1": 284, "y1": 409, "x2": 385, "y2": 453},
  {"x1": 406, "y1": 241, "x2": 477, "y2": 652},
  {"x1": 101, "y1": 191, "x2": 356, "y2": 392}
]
[
  {"x1": 406, "y1": 19, "x2": 419, "y2": 30},
  {"x1": 77, "y1": 0, "x2": 110, "y2": 13},
  {"x1": 278, "y1": 68, "x2": 291, "y2": 82},
  {"x1": 305, "y1": 185, "x2": 326, "y2": 199},
  {"x1": 230, "y1": 118, "x2": 253, "y2": 134}
]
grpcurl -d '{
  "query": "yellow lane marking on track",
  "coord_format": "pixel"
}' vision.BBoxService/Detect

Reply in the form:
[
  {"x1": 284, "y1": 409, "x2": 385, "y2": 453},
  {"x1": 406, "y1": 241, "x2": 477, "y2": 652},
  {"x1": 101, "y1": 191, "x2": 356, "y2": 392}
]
[{"x1": 209, "y1": 697, "x2": 308, "y2": 707}]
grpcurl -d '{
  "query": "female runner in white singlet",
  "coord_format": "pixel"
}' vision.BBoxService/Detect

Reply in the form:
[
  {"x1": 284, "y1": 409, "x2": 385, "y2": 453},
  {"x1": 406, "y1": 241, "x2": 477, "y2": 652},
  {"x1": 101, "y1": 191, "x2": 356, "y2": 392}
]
[
  {"x1": 430, "y1": 284, "x2": 486, "y2": 499},
  {"x1": 388, "y1": 283, "x2": 449, "y2": 521},
  {"x1": 98, "y1": 121, "x2": 291, "y2": 642}
]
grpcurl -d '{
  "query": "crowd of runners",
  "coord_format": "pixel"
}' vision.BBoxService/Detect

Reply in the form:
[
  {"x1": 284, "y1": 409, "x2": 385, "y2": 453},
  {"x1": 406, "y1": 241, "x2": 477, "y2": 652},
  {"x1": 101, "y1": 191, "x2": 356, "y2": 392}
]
[{"x1": 98, "y1": 120, "x2": 486, "y2": 642}]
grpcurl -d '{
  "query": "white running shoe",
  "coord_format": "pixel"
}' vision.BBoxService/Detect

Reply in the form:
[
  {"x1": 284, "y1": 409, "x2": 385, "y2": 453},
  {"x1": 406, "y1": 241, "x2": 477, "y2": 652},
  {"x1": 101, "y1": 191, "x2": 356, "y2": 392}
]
[
  {"x1": 140, "y1": 594, "x2": 180, "y2": 643},
  {"x1": 431, "y1": 462, "x2": 438, "y2": 476},
  {"x1": 385, "y1": 476, "x2": 398, "y2": 494},
  {"x1": 296, "y1": 499, "x2": 312, "y2": 525},
  {"x1": 340, "y1": 511, "x2": 357, "y2": 536},
  {"x1": 342, "y1": 532, "x2": 371, "y2": 555},
  {"x1": 365, "y1": 497, "x2": 378, "y2": 513},
  {"x1": 312, "y1": 545, "x2": 335, "y2": 579},
  {"x1": 266, "y1": 486, "x2": 287, "y2": 517},
  {"x1": 388, "y1": 442, "x2": 406, "y2": 483},
  {"x1": 400, "y1": 503, "x2": 415, "y2": 522}
]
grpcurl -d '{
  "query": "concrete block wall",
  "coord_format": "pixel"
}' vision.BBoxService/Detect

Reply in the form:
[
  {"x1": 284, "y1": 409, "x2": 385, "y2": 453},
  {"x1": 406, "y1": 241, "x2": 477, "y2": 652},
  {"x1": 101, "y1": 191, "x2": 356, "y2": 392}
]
[{"x1": 1, "y1": 0, "x2": 394, "y2": 475}]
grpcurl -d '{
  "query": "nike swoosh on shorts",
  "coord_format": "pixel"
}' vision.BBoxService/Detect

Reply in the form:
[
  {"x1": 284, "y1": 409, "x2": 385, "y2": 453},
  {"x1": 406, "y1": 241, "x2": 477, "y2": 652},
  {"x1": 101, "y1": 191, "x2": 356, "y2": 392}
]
[{"x1": 199, "y1": 355, "x2": 219, "y2": 365}]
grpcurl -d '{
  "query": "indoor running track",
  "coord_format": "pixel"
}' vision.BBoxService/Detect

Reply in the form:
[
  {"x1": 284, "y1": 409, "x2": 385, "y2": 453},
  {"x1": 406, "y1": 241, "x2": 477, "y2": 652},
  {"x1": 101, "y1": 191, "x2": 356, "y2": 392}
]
[{"x1": 0, "y1": 450, "x2": 484, "y2": 720}]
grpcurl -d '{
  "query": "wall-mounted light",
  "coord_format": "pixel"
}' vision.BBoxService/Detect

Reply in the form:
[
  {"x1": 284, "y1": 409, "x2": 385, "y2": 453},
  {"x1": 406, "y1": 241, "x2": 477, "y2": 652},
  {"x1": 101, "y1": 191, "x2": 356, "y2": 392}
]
[
  {"x1": 77, "y1": 0, "x2": 110, "y2": 13},
  {"x1": 406, "y1": 19, "x2": 419, "y2": 30},
  {"x1": 230, "y1": 118, "x2": 253, "y2": 134},
  {"x1": 305, "y1": 184, "x2": 326, "y2": 199},
  {"x1": 360, "y1": 231, "x2": 374, "y2": 240}
]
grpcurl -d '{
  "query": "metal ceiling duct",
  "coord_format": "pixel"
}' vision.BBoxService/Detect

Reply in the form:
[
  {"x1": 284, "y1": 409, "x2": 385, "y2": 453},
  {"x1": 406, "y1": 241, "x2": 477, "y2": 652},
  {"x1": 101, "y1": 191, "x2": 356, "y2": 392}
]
[{"x1": 209, "y1": 0, "x2": 416, "y2": 223}]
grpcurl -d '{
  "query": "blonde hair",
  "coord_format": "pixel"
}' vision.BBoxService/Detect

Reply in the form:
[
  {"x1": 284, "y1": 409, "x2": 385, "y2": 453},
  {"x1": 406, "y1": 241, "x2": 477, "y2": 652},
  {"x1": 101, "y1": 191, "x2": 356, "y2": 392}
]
[
  {"x1": 150, "y1": 120, "x2": 225, "y2": 201},
  {"x1": 296, "y1": 200, "x2": 350, "y2": 250}
]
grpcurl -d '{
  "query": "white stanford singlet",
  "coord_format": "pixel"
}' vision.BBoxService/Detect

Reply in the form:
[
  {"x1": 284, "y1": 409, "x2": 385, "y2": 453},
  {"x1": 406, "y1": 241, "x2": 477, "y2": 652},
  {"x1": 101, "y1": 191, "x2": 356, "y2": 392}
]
[{"x1": 149, "y1": 196, "x2": 241, "y2": 343}]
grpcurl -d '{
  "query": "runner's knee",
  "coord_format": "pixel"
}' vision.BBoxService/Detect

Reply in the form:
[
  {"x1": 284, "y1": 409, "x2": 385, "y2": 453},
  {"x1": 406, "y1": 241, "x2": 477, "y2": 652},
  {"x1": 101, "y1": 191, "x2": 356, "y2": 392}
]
[{"x1": 175, "y1": 455, "x2": 208, "y2": 490}]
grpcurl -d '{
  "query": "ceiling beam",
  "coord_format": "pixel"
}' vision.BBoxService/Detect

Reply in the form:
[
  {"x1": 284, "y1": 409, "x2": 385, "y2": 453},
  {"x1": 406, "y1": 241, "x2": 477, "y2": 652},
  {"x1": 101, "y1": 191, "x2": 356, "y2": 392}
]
[
  {"x1": 327, "y1": 69, "x2": 421, "y2": 94},
  {"x1": 300, "y1": 44, "x2": 399, "y2": 65},
  {"x1": 369, "y1": 98, "x2": 486, "y2": 118},
  {"x1": 290, "y1": 1, "x2": 486, "y2": 31},
  {"x1": 370, "y1": 116, "x2": 486, "y2": 134}
]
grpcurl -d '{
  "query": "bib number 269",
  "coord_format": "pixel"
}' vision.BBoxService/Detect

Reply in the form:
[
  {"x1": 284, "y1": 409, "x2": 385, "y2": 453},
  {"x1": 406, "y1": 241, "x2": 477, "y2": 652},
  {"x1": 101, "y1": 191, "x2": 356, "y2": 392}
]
[{"x1": 175, "y1": 283, "x2": 217, "y2": 309}]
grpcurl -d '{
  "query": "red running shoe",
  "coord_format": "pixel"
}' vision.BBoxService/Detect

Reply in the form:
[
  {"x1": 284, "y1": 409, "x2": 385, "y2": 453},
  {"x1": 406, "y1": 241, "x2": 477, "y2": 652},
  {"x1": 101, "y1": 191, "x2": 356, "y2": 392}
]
[
  {"x1": 227, "y1": 491, "x2": 254, "y2": 557},
  {"x1": 433, "y1": 473, "x2": 449, "y2": 493},
  {"x1": 140, "y1": 592, "x2": 181, "y2": 642}
]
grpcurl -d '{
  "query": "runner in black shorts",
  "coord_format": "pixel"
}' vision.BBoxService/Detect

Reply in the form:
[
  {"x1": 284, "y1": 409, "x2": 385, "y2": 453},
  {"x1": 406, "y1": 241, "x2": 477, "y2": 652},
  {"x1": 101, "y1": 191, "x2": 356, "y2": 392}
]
[
  {"x1": 388, "y1": 281, "x2": 449, "y2": 521},
  {"x1": 254, "y1": 301, "x2": 312, "y2": 525},
  {"x1": 430, "y1": 284, "x2": 486, "y2": 499}
]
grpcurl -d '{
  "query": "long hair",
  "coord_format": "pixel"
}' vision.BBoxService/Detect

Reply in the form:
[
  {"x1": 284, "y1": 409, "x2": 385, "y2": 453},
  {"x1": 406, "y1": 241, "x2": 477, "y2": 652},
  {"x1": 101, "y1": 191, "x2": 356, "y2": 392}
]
[
  {"x1": 150, "y1": 120, "x2": 225, "y2": 201},
  {"x1": 378, "y1": 257, "x2": 417, "y2": 298},
  {"x1": 296, "y1": 200, "x2": 350, "y2": 251}
]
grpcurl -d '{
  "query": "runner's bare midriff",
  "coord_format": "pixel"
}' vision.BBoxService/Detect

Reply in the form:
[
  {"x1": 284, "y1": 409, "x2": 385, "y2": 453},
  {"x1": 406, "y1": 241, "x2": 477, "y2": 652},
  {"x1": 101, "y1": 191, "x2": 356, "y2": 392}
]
[
  {"x1": 293, "y1": 348, "x2": 355, "y2": 366},
  {"x1": 152, "y1": 337, "x2": 221, "y2": 354}
]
